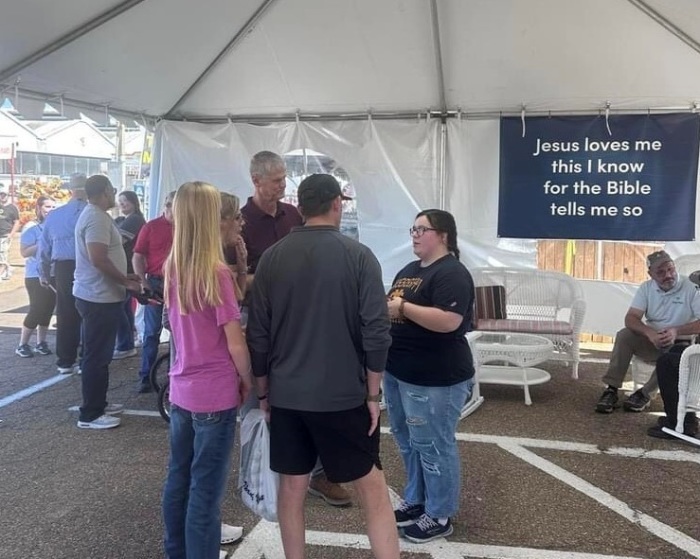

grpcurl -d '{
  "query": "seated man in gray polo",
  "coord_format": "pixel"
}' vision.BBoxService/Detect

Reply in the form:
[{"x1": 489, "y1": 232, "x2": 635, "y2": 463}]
[{"x1": 596, "y1": 250, "x2": 700, "y2": 413}]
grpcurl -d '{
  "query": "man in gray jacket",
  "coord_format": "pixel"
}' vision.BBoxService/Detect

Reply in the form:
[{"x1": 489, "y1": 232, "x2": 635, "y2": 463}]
[{"x1": 247, "y1": 174, "x2": 399, "y2": 559}]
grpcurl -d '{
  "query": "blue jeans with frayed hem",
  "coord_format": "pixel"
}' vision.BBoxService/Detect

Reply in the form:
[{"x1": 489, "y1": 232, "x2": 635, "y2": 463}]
[
  {"x1": 163, "y1": 404, "x2": 237, "y2": 559},
  {"x1": 384, "y1": 372, "x2": 473, "y2": 518}
]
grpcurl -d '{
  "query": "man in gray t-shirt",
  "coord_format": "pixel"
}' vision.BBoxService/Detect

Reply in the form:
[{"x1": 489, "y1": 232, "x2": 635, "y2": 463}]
[{"x1": 73, "y1": 175, "x2": 142, "y2": 430}]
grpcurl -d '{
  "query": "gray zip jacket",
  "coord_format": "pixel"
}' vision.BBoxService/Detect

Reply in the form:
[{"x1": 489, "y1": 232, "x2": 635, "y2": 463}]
[{"x1": 246, "y1": 225, "x2": 391, "y2": 412}]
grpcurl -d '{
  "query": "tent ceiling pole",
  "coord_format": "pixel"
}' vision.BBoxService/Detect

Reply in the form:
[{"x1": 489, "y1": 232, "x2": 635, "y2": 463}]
[
  {"x1": 429, "y1": 0, "x2": 447, "y2": 114},
  {"x1": 439, "y1": 120, "x2": 447, "y2": 210},
  {"x1": 165, "y1": 0, "x2": 279, "y2": 118},
  {"x1": 429, "y1": 0, "x2": 448, "y2": 208},
  {"x1": 0, "y1": 0, "x2": 147, "y2": 84},
  {"x1": 626, "y1": 0, "x2": 700, "y2": 56},
  {"x1": 9, "y1": 85, "x2": 156, "y2": 125}
]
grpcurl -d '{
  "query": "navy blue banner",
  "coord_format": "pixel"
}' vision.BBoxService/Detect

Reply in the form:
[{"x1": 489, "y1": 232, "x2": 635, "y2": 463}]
[{"x1": 498, "y1": 114, "x2": 699, "y2": 240}]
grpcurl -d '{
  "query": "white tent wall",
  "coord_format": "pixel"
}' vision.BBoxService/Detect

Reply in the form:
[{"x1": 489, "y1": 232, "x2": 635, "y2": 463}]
[
  {"x1": 150, "y1": 118, "x2": 440, "y2": 285},
  {"x1": 150, "y1": 117, "x2": 700, "y2": 337}
]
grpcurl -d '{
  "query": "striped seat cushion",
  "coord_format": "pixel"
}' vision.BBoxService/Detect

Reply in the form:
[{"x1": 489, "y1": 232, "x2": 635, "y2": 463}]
[
  {"x1": 474, "y1": 286, "x2": 507, "y2": 320},
  {"x1": 476, "y1": 318, "x2": 573, "y2": 335}
]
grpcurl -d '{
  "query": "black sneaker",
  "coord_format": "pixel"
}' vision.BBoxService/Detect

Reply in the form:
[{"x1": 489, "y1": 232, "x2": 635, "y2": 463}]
[
  {"x1": 34, "y1": 342, "x2": 52, "y2": 356},
  {"x1": 623, "y1": 389, "x2": 650, "y2": 412},
  {"x1": 15, "y1": 344, "x2": 34, "y2": 358},
  {"x1": 394, "y1": 501, "x2": 424, "y2": 527},
  {"x1": 647, "y1": 423, "x2": 698, "y2": 439},
  {"x1": 595, "y1": 387, "x2": 618, "y2": 413},
  {"x1": 403, "y1": 514, "x2": 453, "y2": 543},
  {"x1": 654, "y1": 416, "x2": 699, "y2": 435}
]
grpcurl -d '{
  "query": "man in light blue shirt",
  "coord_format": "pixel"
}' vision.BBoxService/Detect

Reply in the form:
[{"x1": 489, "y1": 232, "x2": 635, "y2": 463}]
[
  {"x1": 596, "y1": 251, "x2": 700, "y2": 414},
  {"x1": 39, "y1": 173, "x2": 87, "y2": 374}
]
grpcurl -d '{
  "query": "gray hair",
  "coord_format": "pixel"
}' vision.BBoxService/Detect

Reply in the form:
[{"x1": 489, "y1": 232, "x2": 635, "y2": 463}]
[
  {"x1": 250, "y1": 151, "x2": 285, "y2": 178},
  {"x1": 69, "y1": 173, "x2": 87, "y2": 190}
]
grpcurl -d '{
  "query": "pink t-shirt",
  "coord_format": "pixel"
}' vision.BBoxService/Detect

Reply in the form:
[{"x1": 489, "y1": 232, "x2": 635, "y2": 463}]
[{"x1": 168, "y1": 264, "x2": 241, "y2": 413}]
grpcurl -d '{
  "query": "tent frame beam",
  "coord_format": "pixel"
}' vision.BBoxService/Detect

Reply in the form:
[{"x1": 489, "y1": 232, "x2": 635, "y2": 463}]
[
  {"x1": 429, "y1": 0, "x2": 447, "y2": 114},
  {"x1": 0, "y1": 0, "x2": 147, "y2": 85},
  {"x1": 627, "y1": 0, "x2": 700, "y2": 56},
  {"x1": 8, "y1": 85, "x2": 156, "y2": 127},
  {"x1": 165, "y1": 0, "x2": 279, "y2": 118},
  {"x1": 3, "y1": 89, "x2": 697, "y2": 127}
]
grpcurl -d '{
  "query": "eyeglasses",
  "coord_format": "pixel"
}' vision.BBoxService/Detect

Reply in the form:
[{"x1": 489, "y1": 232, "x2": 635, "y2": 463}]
[{"x1": 409, "y1": 225, "x2": 438, "y2": 237}]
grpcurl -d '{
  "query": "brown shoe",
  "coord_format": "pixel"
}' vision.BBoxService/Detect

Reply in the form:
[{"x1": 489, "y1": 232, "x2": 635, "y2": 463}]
[{"x1": 308, "y1": 473, "x2": 352, "y2": 507}]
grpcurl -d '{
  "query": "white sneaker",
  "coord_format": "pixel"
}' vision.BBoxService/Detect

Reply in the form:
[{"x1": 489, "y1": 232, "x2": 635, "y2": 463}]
[
  {"x1": 57, "y1": 365, "x2": 76, "y2": 375},
  {"x1": 105, "y1": 403, "x2": 125, "y2": 415},
  {"x1": 220, "y1": 523, "x2": 243, "y2": 544},
  {"x1": 219, "y1": 551, "x2": 228, "y2": 559},
  {"x1": 77, "y1": 414, "x2": 121, "y2": 430},
  {"x1": 112, "y1": 348, "x2": 138, "y2": 360}
]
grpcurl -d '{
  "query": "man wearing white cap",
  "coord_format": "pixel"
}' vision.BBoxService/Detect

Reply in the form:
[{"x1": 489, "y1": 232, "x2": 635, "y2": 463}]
[{"x1": 596, "y1": 250, "x2": 700, "y2": 413}]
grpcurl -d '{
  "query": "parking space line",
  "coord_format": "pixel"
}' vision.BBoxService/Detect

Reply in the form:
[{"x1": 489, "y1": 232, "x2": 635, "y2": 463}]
[
  {"x1": 0, "y1": 374, "x2": 70, "y2": 409},
  {"x1": 67, "y1": 405, "x2": 161, "y2": 418},
  {"x1": 230, "y1": 518, "x2": 646, "y2": 559},
  {"x1": 385, "y1": 427, "x2": 700, "y2": 464},
  {"x1": 500, "y1": 443, "x2": 700, "y2": 558}
]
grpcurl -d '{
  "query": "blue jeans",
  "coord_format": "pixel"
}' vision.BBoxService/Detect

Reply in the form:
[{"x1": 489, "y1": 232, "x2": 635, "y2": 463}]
[
  {"x1": 115, "y1": 295, "x2": 135, "y2": 351},
  {"x1": 139, "y1": 276, "x2": 164, "y2": 382},
  {"x1": 163, "y1": 404, "x2": 237, "y2": 559},
  {"x1": 384, "y1": 372, "x2": 474, "y2": 518},
  {"x1": 75, "y1": 298, "x2": 121, "y2": 422}
]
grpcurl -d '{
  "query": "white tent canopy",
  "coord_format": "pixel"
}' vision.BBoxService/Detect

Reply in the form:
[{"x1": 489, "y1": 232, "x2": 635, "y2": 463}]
[
  {"x1": 4, "y1": 0, "x2": 700, "y2": 335},
  {"x1": 4, "y1": 0, "x2": 700, "y2": 121}
]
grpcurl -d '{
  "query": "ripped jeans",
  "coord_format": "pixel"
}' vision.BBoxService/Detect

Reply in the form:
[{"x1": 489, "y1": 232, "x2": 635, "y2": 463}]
[{"x1": 384, "y1": 372, "x2": 473, "y2": 519}]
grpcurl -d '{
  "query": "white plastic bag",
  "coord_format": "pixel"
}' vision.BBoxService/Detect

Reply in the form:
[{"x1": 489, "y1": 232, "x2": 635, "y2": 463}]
[{"x1": 238, "y1": 409, "x2": 279, "y2": 522}]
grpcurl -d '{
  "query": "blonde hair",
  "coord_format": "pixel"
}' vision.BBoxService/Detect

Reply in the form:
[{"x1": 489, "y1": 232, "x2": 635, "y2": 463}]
[
  {"x1": 219, "y1": 192, "x2": 243, "y2": 302},
  {"x1": 164, "y1": 181, "x2": 229, "y2": 314},
  {"x1": 220, "y1": 192, "x2": 240, "y2": 221}
]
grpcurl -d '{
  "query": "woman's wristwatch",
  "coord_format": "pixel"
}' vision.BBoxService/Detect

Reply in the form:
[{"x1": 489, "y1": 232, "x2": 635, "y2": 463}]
[{"x1": 367, "y1": 391, "x2": 382, "y2": 403}]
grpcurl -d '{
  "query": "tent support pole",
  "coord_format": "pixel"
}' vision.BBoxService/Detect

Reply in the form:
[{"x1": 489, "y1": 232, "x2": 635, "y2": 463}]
[
  {"x1": 429, "y1": 0, "x2": 447, "y2": 114},
  {"x1": 626, "y1": 0, "x2": 700, "y2": 56},
  {"x1": 439, "y1": 119, "x2": 447, "y2": 211},
  {"x1": 165, "y1": 0, "x2": 279, "y2": 118},
  {"x1": 0, "y1": 0, "x2": 147, "y2": 84}
]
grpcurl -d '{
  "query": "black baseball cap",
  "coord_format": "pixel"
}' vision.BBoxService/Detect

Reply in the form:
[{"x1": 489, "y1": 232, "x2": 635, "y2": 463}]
[{"x1": 297, "y1": 174, "x2": 352, "y2": 215}]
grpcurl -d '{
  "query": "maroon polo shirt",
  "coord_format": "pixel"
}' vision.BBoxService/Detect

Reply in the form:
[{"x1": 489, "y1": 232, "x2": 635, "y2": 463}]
[{"x1": 240, "y1": 197, "x2": 303, "y2": 273}]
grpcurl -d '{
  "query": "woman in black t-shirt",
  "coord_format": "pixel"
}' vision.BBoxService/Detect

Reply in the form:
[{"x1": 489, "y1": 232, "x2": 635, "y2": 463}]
[{"x1": 385, "y1": 209, "x2": 475, "y2": 544}]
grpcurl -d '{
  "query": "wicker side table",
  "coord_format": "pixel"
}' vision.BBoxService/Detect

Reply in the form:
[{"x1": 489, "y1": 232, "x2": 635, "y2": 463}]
[{"x1": 475, "y1": 332, "x2": 554, "y2": 405}]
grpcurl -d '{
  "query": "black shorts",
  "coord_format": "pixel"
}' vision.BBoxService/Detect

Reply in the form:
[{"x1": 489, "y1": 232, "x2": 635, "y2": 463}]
[{"x1": 269, "y1": 405, "x2": 381, "y2": 483}]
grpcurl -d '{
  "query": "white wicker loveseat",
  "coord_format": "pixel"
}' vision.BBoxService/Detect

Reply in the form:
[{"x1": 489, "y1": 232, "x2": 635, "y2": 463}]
[{"x1": 471, "y1": 268, "x2": 586, "y2": 379}]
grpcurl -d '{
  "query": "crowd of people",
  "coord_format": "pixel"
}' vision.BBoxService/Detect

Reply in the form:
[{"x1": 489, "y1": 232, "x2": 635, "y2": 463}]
[{"x1": 5, "y1": 150, "x2": 698, "y2": 558}]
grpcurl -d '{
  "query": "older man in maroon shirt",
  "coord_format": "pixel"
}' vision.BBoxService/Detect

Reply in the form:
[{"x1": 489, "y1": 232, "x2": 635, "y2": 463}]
[
  {"x1": 241, "y1": 151, "x2": 351, "y2": 508},
  {"x1": 241, "y1": 151, "x2": 303, "y2": 279}
]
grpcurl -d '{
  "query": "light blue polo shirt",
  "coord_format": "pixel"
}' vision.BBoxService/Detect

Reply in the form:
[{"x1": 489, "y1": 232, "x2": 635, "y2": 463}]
[{"x1": 631, "y1": 275, "x2": 700, "y2": 330}]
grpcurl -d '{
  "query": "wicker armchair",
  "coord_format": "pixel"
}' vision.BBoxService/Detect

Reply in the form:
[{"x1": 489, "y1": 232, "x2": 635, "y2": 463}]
[{"x1": 661, "y1": 344, "x2": 700, "y2": 446}]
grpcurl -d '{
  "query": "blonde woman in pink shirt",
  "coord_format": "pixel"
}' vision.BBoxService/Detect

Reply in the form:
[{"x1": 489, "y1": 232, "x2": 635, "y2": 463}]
[{"x1": 162, "y1": 182, "x2": 253, "y2": 559}]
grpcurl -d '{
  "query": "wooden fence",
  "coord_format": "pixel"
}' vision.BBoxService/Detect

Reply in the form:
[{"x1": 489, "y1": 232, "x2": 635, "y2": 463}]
[{"x1": 537, "y1": 240, "x2": 663, "y2": 343}]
